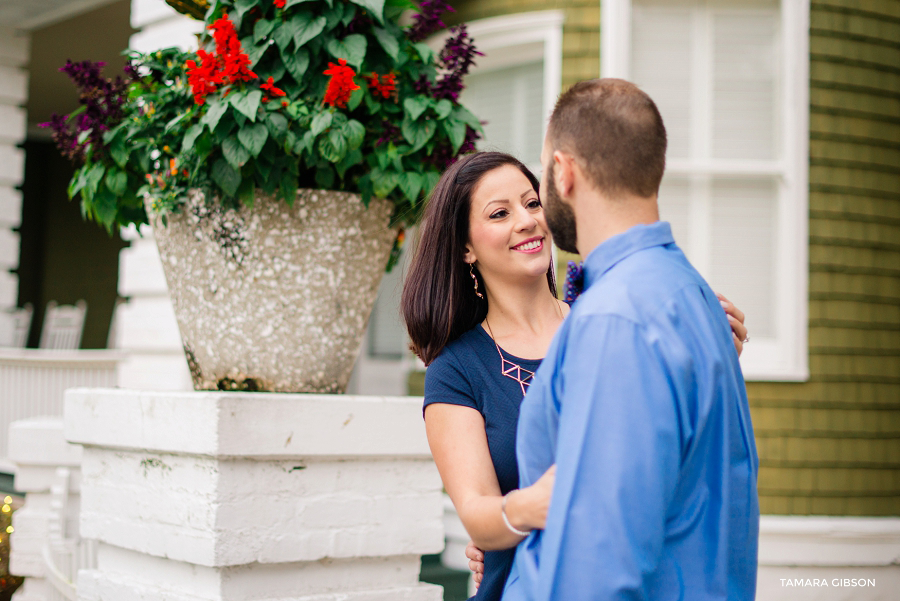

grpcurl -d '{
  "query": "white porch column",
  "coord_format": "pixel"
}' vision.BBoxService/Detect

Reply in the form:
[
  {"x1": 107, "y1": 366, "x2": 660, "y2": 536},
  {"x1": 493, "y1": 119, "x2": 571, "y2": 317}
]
[
  {"x1": 0, "y1": 27, "x2": 28, "y2": 346},
  {"x1": 8, "y1": 418, "x2": 84, "y2": 601},
  {"x1": 65, "y1": 388, "x2": 445, "y2": 601}
]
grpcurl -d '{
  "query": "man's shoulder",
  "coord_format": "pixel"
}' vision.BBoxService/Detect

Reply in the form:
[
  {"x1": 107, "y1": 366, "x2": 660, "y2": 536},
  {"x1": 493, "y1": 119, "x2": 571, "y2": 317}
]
[{"x1": 578, "y1": 246, "x2": 703, "y2": 319}]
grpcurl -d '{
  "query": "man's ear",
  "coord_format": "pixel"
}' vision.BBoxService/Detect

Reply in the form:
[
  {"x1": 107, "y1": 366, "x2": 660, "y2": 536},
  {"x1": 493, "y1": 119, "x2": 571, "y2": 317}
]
[{"x1": 553, "y1": 150, "x2": 577, "y2": 199}]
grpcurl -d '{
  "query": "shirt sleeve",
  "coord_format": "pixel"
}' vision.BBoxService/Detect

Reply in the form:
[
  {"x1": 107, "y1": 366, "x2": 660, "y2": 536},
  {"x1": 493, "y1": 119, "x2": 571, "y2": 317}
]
[
  {"x1": 536, "y1": 314, "x2": 682, "y2": 601},
  {"x1": 423, "y1": 350, "x2": 480, "y2": 414}
]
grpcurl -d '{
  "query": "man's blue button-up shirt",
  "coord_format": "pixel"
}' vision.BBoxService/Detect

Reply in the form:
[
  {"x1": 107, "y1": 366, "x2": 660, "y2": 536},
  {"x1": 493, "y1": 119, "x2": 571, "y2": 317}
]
[{"x1": 504, "y1": 222, "x2": 759, "y2": 601}]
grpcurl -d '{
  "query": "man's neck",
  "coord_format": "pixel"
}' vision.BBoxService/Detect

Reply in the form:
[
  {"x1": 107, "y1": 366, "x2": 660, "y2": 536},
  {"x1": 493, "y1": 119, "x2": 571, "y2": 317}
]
[{"x1": 574, "y1": 191, "x2": 660, "y2": 258}]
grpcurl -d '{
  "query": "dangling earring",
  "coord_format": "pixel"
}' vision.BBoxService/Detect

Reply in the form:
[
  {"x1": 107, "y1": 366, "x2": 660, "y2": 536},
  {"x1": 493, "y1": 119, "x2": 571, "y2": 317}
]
[{"x1": 470, "y1": 264, "x2": 484, "y2": 299}]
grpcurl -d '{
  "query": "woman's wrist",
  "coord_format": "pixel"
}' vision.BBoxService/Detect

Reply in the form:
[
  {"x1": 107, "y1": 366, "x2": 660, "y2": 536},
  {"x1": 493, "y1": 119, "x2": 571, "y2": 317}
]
[{"x1": 502, "y1": 489, "x2": 533, "y2": 535}]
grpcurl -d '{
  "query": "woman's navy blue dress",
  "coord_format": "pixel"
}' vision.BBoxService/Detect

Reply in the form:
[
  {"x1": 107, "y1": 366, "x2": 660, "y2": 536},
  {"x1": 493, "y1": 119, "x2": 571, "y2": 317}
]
[{"x1": 424, "y1": 324, "x2": 542, "y2": 601}]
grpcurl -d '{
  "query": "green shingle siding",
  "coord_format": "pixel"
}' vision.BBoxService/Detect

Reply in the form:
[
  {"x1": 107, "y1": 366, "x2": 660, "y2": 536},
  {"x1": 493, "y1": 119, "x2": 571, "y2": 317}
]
[{"x1": 750, "y1": 0, "x2": 900, "y2": 516}]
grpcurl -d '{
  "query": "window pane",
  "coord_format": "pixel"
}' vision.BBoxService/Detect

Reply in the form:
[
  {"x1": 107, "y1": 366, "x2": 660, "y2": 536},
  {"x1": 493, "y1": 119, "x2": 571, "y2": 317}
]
[
  {"x1": 368, "y1": 263, "x2": 406, "y2": 359},
  {"x1": 461, "y1": 61, "x2": 545, "y2": 167},
  {"x1": 709, "y1": 178, "x2": 777, "y2": 338},
  {"x1": 631, "y1": 5, "x2": 693, "y2": 159},
  {"x1": 712, "y1": 10, "x2": 779, "y2": 159},
  {"x1": 658, "y1": 177, "x2": 692, "y2": 250}
]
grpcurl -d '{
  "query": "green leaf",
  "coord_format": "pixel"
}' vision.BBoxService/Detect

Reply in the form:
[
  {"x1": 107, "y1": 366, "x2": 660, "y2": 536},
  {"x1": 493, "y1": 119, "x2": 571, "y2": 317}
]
[
  {"x1": 442, "y1": 119, "x2": 466, "y2": 153},
  {"x1": 91, "y1": 186, "x2": 118, "y2": 229},
  {"x1": 403, "y1": 96, "x2": 430, "y2": 121},
  {"x1": 343, "y1": 120, "x2": 365, "y2": 150},
  {"x1": 348, "y1": 0, "x2": 385, "y2": 24},
  {"x1": 373, "y1": 27, "x2": 399, "y2": 61},
  {"x1": 212, "y1": 158, "x2": 241, "y2": 197},
  {"x1": 335, "y1": 148, "x2": 363, "y2": 178},
  {"x1": 453, "y1": 105, "x2": 483, "y2": 132},
  {"x1": 326, "y1": 34, "x2": 367, "y2": 69},
  {"x1": 318, "y1": 129, "x2": 348, "y2": 163},
  {"x1": 238, "y1": 175, "x2": 255, "y2": 207},
  {"x1": 105, "y1": 169, "x2": 128, "y2": 197},
  {"x1": 182, "y1": 123, "x2": 204, "y2": 152},
  {"x1": 273, "y1": 22, "x2": 294, "y2": 52},
  {"x1": 324, "y1": 2, "x2": 344, "y2": 29},
  {"x1": 266, "y1": 113, "x2": 289, "y2": 144},
  {"x1": 238, "y1": 122, "x2": 269, "y2": 157},
  {"x1": 294, "y1": 130, "x2": 315, "y2": 155},
  {"x1": 311, "y1": 111, "x2": 333, "y2": 136},
  {"x1": 282, "y1": 47, "x2": 309, "y2": 83},
  {"x1": 201, "y1": 100, "x2": 229, "y2": 131},
  {"x1": 347, "y1": 86, "x2": 365, "y2": 111},
  {"x1": 434, "y1": 99, "x2": 453, "y2": 120},
  {"x1": 246, "y1": 38, "x2": 272, "y2": 68},
  {"x1": 253, "y1": 18, "x2": 275, "y2": 43},
  {"x1": 230, "y1": 90, "x2": 263, "y2": 122},
  {"x1": 110, "y1": 140, "x2": 129, "y2": 168},
  {"x1": 234, "y1": 0, "x2": 257, "y2": 18},
  {"x1": 413, "y1": 43, "x2": 434, "y2": 64},
  {"x1": 422, "y1": 170, "x2": 441, "y2": 200},
  {"x1": 402, "y1": 117, "x2": 437, "y2": 152},
  {"x1": 341, "y1": 2, "x2": 356, "y2": 26},
  {"x1": 315, "y1": 166, "x2": 335, "y2": 188},
  {"x1": 285, "y1": 0, "x2": 316, "y2": 8},
  {"x1": 84, "y1": 163, "x2": 106, "y2": 198},
  {"x1": 397, "y1": 171, "x2": 423, "y2": 203},
  {"x1": 292, "y1": 13, "x2": 328, "y2": 49},
  {"x1": 223, "y1": 136, "x2": 251, "y2": 168},
  {"x1": 371, "y1": 169, "x2": 398, "y2": 197}
]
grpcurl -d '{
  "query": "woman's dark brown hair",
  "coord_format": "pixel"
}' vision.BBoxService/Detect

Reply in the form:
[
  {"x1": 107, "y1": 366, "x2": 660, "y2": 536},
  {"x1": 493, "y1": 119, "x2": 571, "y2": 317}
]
[{"x1": 401, "y1": 151, "x2": 556, "y2": 366}]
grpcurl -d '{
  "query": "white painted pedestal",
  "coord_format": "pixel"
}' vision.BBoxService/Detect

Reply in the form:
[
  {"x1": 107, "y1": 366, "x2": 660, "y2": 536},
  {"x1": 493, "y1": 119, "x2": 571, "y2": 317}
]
[{"x1": 64, "y1": 389, "x2": 445, "y2": 601}]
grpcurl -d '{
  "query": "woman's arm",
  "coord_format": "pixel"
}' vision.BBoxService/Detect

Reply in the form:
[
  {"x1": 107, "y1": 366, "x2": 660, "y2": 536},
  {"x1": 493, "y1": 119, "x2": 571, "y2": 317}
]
[{"x1": 425, "y1": 403, "x2": 553, "y2": 551}]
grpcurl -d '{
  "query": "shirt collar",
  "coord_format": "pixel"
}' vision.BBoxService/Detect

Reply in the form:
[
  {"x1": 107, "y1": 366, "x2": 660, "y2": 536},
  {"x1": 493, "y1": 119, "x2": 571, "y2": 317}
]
[{"x1": 582, "y1": 221, "x2": 675, "y2": 289}]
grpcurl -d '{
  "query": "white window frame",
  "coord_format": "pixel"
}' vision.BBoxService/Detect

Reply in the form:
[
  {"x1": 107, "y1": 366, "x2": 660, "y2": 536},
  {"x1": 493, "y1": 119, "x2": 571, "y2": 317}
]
[{"x1": 601, "y1": 0, "x2": 810, "y2": 381}]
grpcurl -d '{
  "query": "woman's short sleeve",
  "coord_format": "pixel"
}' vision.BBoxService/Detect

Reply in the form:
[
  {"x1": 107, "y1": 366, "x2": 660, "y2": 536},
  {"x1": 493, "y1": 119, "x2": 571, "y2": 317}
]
[{"x1": 423, "y1": 350, "x2": 480, "y2": 413}]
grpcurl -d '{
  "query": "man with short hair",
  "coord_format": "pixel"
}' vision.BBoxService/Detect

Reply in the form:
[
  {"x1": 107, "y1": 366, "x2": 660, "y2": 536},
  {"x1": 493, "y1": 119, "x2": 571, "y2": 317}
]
[{"x1": 502, "y1": 79, "x2": 759, "y2": 600}]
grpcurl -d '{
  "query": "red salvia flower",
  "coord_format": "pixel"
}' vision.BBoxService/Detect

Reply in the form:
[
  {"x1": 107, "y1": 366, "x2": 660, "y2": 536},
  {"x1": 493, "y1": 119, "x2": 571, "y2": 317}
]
[
  {"x1": 364, "y1": 72, "x2": 397, "y2": 99},
  {"x1": 185, "y1": 12, "x2": 257, "y2": 105},
  {"x1": 323, "y1": 59, "x2": 360, "y2": 108},
  {"x1": 261, "y1": 76, "x2": 286, "y2": 97},
  {"x1": 274, "y1": 0, "x2": 286, "y2": 7}
]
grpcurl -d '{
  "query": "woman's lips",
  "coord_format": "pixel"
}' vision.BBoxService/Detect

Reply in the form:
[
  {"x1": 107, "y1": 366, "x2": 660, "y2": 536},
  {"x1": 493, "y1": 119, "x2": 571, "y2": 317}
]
[{"x1": 512, "y1": 237, "x2": 544, "y2": 253}]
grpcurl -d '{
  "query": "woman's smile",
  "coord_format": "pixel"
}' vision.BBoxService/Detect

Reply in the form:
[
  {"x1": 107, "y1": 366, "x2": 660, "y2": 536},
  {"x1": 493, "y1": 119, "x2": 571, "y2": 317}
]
[{"x1": 511, "y1": 237, "x2": 544, "y2": 253}]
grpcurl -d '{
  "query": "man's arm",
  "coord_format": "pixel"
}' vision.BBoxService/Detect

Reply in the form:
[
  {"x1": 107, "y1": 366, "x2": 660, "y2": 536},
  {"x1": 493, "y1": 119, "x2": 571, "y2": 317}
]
[{"x1": 536, "y1": 314, "x2": 683, "y2": 601}]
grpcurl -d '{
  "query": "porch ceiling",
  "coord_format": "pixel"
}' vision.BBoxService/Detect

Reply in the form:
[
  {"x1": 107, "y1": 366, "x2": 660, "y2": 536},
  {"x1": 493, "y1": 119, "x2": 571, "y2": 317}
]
[{"x1": 0, "y1": 0, "x2": 119, "y2": 31}]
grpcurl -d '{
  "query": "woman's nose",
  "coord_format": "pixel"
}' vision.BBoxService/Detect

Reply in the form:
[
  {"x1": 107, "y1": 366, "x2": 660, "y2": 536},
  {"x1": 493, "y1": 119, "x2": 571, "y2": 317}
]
[{"x1": 515, "y1": 208, "x2": 538, "y2": 231}]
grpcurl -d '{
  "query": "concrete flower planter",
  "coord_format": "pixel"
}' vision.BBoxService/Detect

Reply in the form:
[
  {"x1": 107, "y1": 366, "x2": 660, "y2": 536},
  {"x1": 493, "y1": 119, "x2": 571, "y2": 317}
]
[{"x1": 148, "y1": 189, "x2": 397, "y2": 393}]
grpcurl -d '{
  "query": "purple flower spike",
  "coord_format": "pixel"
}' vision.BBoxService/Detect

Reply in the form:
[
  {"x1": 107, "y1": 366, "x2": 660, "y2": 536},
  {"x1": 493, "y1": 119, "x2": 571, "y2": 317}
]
[
  {"x1": 408, "y1": 0, "x2": 454, "y2": 43},
  {"x1": 42, "y1": 59, "x2": 137, "y2": 165}
]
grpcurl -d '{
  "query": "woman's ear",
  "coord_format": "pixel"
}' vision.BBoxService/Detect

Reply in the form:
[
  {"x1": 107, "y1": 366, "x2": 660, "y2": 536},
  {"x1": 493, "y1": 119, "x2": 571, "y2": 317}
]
[{"x1": 463, "y1": 245, "x2": 476, "y2": 265}]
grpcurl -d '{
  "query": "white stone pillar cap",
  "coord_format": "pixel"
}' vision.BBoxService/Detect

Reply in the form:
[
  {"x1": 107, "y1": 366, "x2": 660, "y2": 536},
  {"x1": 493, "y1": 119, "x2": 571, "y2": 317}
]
[{"x1": 64, "y1": 388, "x2": 431, "y2": 458}]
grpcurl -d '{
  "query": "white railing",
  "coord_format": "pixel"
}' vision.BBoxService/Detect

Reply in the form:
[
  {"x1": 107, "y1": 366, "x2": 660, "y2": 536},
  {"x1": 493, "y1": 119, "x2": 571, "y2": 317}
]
[
  {"x1": 0, "y1": 348, "x2": 121, "y2": 468},
  {"x1": 42, "y1": 467, "x2": 97, "y2": 601}
]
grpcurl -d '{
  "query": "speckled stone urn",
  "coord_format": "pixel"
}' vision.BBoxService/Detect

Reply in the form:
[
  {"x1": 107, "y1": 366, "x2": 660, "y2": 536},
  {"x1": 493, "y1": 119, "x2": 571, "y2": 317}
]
[{"x1": 148, "y1": 189, "x2": 397, "y2": 393}]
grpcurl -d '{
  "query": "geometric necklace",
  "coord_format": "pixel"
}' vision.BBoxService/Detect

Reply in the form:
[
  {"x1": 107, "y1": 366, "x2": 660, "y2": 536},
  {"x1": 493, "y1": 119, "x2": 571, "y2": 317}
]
[{"x1": 484, "y1": 318, "x2": 535, "y2": 397}]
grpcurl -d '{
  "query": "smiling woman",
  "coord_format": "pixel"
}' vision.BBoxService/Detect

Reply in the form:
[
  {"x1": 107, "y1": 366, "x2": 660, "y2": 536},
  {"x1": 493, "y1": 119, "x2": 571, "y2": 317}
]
[{"x1": 400, "y1": 151, "x2": 563, "y2": 601}]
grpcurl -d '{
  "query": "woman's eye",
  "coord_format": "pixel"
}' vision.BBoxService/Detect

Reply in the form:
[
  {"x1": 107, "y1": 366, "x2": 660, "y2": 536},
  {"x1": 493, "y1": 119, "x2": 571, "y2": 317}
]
[
  {"x1": 527, "y1": 199, "x2": 542, "y2": 209},
  {"x1": 490, "y1": 209, "x2": 509, "y2": 219}
]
